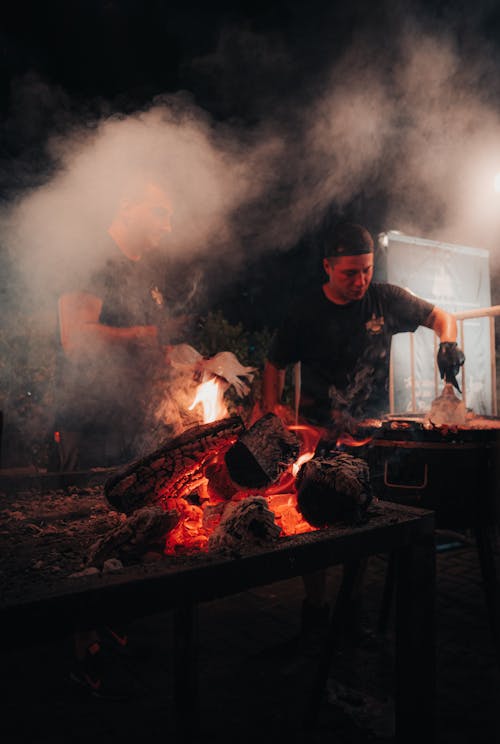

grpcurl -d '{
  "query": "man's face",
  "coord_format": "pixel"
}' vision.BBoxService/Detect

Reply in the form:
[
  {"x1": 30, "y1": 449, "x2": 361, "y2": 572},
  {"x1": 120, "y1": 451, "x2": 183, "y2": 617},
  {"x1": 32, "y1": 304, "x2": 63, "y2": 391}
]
[
  {"x1": 323, "y1": 253, "x2": 374, "y2": 304},
  {"x1": 123, "y1": 184, "x2": 173, "y2": 253}
]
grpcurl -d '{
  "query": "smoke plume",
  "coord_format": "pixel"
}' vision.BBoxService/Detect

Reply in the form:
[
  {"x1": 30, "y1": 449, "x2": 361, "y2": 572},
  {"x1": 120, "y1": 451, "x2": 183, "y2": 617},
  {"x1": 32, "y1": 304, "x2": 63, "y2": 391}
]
[{"x1": 4, "y1": 3, "x2": 500, "y2": 465}]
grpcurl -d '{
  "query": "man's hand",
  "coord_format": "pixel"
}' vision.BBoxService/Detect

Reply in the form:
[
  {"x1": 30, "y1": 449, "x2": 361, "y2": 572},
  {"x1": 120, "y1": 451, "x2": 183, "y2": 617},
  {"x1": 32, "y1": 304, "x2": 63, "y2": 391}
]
[{"x1": 437, "y1": 342, "x2": 465, "y2": 392}]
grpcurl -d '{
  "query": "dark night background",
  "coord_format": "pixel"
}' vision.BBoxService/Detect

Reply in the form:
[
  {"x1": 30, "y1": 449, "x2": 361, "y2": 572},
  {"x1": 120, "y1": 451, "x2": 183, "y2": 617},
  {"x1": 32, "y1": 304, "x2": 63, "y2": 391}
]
[
  {"x1": 1, "y1": 11, "x2": 499, "y2": 744},
  {"x1": 3, "y1": 0, "x2": 500, "y2": 331}
]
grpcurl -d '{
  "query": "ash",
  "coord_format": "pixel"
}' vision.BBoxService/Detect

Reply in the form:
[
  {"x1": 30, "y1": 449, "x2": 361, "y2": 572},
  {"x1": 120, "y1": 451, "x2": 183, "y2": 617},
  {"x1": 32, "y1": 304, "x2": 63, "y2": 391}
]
[
  {"x1": 208, "y1": 496, "x2": 282, "y2": 555},
  {"x1": 0, "y1": 485, "x2": 123, "y2": 600}
]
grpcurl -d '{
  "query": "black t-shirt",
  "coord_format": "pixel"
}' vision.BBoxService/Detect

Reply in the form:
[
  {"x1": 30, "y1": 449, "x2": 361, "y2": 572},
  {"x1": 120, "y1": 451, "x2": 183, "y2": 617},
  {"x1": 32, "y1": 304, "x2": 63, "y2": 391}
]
[
  {"x1": 55, "y1": 239, "x2": 167, "y2": 431},
  {"x1": 268, "y1": 282, "x2": 435, "y2": 422}
]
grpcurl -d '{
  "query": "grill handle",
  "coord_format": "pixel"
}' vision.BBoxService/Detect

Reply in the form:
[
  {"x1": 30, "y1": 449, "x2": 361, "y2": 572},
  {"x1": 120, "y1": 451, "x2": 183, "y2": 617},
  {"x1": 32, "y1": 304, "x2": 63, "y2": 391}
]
[{"x1": 384, "y1": 462, "x2": 428, "y2": 490}]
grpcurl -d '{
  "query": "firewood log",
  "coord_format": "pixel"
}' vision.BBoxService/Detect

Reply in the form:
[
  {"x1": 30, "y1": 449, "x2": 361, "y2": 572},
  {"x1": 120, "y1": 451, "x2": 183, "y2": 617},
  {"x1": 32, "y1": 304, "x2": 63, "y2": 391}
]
[
  {"x1": 224, "y1": 413, "x2": 301, "y2": 488},
  {"x1": 296, "y1": 453, "x2": 372, "y2": 527},
  {"x1": 105, "y1": 417, "x2": 244, "y2": 514},
  {"x1": 207, "y1": 496, "x2": 282, "y2": 554},
  {"x1": 87, "y1": 506, "x2": 180, "y2": 568}
]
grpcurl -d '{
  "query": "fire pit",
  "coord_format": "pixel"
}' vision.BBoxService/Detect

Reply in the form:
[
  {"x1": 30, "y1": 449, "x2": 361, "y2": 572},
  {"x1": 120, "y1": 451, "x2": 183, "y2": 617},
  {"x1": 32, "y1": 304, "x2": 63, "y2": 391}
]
[{"x1": 0, "y1": 486, "x2": 436, "y2": 744}]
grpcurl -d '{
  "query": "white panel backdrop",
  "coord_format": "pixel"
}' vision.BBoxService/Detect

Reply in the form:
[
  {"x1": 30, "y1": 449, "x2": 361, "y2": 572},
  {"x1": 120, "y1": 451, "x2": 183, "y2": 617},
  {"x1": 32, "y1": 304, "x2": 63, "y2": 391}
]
[{"x1": 375, "y1": 232, "x2": 492, "y2": 415}]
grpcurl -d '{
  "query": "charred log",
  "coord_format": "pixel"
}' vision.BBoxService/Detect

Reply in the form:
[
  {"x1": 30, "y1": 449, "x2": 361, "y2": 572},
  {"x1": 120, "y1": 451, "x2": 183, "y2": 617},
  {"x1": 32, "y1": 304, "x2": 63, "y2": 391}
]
[
  {"x1": 87, "y1": 506, "x2": 180, "y2": 568},
  {"x1": 105, "y1": 417, "x2": 244, "y2": 514},
  {"x1": 224, "y1": 413, "x2": 301, "y2": 488},
  {"x1": 296, "y1": 453, "x2": 372, "y2": 527},
  {"x1": 204, "y1": 459, "x2": 239, "y2": 501},
  {"x1": 208, "y1": 496, "x2": 282, "y2": 554}
]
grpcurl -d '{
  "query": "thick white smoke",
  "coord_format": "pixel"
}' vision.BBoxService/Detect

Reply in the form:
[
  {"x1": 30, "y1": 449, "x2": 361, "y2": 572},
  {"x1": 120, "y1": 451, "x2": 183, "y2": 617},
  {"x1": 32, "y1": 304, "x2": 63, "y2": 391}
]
[
  {"x1": 1, "y1": 96, "x2": 284, "y2": 323},
  {"x1": 4, "y1": 7, "x2": 500, "y2": 467},
  {"x1": 378, "y1": 26, "x2": 500, "y2": 263},
  {"x1": 5, "y1": 17, "x2": 500, "y2": 319}
]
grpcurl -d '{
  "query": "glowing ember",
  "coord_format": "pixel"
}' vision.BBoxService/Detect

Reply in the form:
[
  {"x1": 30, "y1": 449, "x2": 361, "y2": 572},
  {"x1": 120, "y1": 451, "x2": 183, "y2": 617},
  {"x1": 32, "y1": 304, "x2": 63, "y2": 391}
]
[
  {"x1": 161, "y1": 420, "x2": 351, "y2": 553},
  {"x1": 188, "y1": 377, "x2": 229, "y2": 423}
]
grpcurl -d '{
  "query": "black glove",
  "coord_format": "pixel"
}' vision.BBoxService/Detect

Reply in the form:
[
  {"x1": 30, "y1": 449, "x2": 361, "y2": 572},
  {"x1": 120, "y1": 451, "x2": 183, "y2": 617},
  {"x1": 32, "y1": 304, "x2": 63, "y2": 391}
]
[{"x1": 437, "y1": 342, "x2": 465, "y2": 392}]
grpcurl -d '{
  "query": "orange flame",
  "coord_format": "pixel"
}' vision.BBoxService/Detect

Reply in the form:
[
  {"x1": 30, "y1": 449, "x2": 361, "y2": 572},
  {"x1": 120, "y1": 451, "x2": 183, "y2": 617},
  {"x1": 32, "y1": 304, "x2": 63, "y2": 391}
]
[
  {"x1": 289, "y1": 423, "x2": 325, "y2": 451},
  {"x1": 188, "y1": 377, "x2": 228, "y2": 423},
  {"x1": 265, "y1": 423, "x2": 323, "y2": 495},
  {"x1": 336, "y1": 433, "x2": 373, "y2": 448}
]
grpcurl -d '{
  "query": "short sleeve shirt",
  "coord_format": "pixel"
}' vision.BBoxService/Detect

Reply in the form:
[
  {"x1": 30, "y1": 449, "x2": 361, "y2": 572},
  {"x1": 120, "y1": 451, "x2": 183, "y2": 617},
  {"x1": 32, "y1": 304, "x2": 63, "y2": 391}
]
[
  {"x1": 55, "y1": 239, "x2": 166, "y2": 431},
  {"x1": 268, "y1": 283, "x2": 434, "y2": 422}
]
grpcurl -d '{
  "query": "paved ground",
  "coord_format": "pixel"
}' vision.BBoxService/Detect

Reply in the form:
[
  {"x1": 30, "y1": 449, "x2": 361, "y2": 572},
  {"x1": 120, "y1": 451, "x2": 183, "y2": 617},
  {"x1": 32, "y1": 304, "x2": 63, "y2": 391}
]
[{"x1": 3, "y1": 527, "x2": 500, "y2": 744}]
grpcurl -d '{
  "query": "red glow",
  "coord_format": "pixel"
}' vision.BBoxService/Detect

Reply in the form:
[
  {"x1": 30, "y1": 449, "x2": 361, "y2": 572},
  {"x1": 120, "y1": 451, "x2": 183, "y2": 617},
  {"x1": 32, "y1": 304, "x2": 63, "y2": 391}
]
[
  {"x1": 162, "y1": 421, "x2": 327, "y2": 553},
  {"x1": 288, "y1": 423, "x2": 325, "y2": 452},
  {"x1": 336, "y1": 433, "x2": 373, "y2": 447}
]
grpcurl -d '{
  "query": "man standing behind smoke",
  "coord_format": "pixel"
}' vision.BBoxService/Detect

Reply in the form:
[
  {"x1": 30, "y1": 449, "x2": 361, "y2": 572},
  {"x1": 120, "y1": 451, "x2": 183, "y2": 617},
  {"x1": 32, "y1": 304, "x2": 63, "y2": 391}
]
[
  {"x1": 55, "y1": 180, "x2": 194, "y2": 698},
  {"x1": 55, "y1": 180, "x2": 187, "y2": 471}
]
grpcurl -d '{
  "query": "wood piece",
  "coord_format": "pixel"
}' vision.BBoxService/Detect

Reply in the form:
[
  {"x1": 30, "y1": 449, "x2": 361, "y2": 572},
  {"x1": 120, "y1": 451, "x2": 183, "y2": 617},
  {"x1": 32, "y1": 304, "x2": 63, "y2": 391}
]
[
  {"x1": 224, "y1": 413, "x2": 301, "y2": 488},
  {"x1": 207, "y1": 496, "x2": 282, "y2": 554},
  {"x1": 87, "y1": 506, "x2": 180, "y2": 568},
  {"x1": 105, "y1": 416, "x2": 244, "y2": 514},
  {"x1": 296, "y1": 453, "x2": 372, "y2": 527}
]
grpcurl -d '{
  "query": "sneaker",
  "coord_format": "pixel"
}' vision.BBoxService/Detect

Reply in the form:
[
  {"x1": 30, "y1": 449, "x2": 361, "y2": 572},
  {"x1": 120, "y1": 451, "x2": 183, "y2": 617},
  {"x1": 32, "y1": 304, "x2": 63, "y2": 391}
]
[{"x1": 69, "y1": 641, "x2": 140, "y2": 701}]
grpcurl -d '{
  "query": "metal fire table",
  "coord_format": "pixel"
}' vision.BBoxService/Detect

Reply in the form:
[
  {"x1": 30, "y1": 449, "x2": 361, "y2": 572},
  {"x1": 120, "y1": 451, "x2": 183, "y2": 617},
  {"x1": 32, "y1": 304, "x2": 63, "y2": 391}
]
[{"x1": 1, "y1": 500, "x2": 435, "y2": 744}]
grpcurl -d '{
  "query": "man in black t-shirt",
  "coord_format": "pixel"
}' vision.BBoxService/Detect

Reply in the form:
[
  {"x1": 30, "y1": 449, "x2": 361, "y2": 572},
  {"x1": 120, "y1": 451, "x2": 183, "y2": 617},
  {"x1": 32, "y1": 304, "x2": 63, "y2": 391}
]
[
  {"x1": 56, "y1": 181, "x2": 195, "y2": 698},
  {"x1": 55, "y1": 182, "x2": 187, "y2": 470},
  {"x1": 262, "y1": 221, "x2": 465, "y2": 642},
  {"x1": 264, "y1": 223, "x2": 463, "y2": 426}
]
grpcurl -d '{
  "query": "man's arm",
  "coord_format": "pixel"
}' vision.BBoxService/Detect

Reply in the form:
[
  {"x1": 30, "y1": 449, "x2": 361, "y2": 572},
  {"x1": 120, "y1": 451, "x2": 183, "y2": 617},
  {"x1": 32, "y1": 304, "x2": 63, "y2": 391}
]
[
  {"x1": 58, "y1": 292, "x2": 158, "y2": 354},
  {"x1": 421, "y1": 306, "x2": 457, "y2": 342}
]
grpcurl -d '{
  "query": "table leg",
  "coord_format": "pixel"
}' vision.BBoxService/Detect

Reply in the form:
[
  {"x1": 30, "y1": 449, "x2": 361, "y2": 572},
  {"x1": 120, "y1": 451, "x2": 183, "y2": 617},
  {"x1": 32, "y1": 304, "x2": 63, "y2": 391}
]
[
  {"x1": 473, "y1": 523, "x2": 500, "y2": 664},
  {"x1": 303, "y1": 559, "x2": 363, "y2": 728},
  {"x1": 378, "y1": 551, "x2": 396, "y2": 635},
  {"x1": 174, "y1": 601, "x2": 199, "y2": 743},
  {"x1": 395, "y1": 535, "x2": 436, "y2": 744}
]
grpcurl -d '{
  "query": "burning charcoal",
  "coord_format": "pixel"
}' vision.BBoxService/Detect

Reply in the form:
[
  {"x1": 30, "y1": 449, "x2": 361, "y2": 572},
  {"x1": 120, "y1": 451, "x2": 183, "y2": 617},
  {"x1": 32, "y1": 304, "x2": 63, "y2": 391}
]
[
  {"x1": 202, "y1": 501, "x2": 226, "y2": 531},
  {"x1": 87, "y1": 505, "x2": 180, "y2": 568},
  {"x1": 296, "y1": 453, "x2": 372, "y2": 527},
  {"x1": 224, "y1": 413, "x2": 301, "y2": 488},
  {"x1": 207, "y1": 496, "x2": 282, "y2": 554},
  {"x1": 105, "y1": 416, "x2": 244, "y2": 514},
  {"x1": 204, "y1": 458, "x2": 238, "y2": 501}
]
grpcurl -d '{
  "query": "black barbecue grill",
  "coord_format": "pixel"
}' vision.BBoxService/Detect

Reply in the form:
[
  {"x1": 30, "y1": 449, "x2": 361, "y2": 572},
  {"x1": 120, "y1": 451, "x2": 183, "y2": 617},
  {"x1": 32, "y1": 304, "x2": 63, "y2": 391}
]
[{"x1": 346, "y1": 413, "x2": 500, "y2": 652}]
